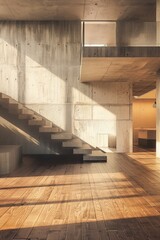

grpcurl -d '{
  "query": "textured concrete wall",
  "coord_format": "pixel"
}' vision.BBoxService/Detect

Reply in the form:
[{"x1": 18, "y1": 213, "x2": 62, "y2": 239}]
[
  {"x1": 84, "y1": 22, "x2": 156, "y2": 47},
  {"x1": 157, "y1": 0, "x2": 160, "y2": 45},
  {"x1": 156, "y1": 1, "x2": 160, "y2": 157},
  {"x1": 0, "y1": 21, "x2": 132, "y2": 153},
  {"x1": 116, "y1": 22, "x2": 156, "y2": 46}
]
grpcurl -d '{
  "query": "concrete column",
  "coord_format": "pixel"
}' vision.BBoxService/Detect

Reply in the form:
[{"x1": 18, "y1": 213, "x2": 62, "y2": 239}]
[
  {"x1": 157, "y1": 0, "x2": 160, "y2": 45},
  {"x1": 156, "y1": 79, "x2": 160, "y2": 157},
  {"x1": 116, "y1": 82, "x2": 133, "y2": 153},
  {"x1": 156, "y1": 1, "x2": 160, "y2": 157}
]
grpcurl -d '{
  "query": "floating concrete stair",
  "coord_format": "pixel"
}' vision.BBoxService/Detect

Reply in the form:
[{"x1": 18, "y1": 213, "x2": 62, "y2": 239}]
[
  {"x1": 0, "y1": 95, "x2": 22, "y2": 107},
  {"x1": 73, "y1": 143, "x2": 92, "y2": 154},
  {"x1": 28, "y1": 119, "x2": 47, "y2": 126},
  {"x1": 83, "y1": 154, "x2": 107, "y2": 162},
  {"x1": 62, "y1": 138, "x2": 83, "y2": 148},
  {"x1": 51, "y1": 133, "x2": 73, "y2": 140},
  {"x1": 0, "y1": 93, "x2": 7, "y2": 98},
  {"x1": 44, "y1": 120, "x2": 52, "y2": 127},
  {"x1": 74, "y1": 147, "x2": 92, "y2": 154},
  {"x1": 2, "y1": 98, "x2": 17, "y2": 104},
  {"x1": 1, "y1": 101, "x2": 22, "y2": 111},
  {"x1": 0, "y1": 92, "x2": 107, "y2": 163},
  {"x1": 18, "y1": 114, "x2": 34, "y2": 120},
  {"x1": 8, "y1": 103, "x2": 23, "y2": 109},
  {"x1": 83, "y1": 150, "x2": 107, "y2": 162},
  {"x1": 0, "y1": 93, "x2": 11, "y2": 101},
  {"x1": 20, "y1": 108, "x2": 34, "y2": 115},
  {"x1": 31, "y1": 116, "x2": 43, "y2": 120},
  {"x1": 39, "y1": 126, "x2": 61, "y2": 133}
]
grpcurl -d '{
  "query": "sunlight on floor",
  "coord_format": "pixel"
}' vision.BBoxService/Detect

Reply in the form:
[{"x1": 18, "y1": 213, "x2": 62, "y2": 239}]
[{"x1": 0, "y1": 152, "x2": 160, "y2": 239}]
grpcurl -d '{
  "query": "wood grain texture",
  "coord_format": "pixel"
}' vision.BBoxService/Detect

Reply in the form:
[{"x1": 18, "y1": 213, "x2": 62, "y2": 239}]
[{"x1": 0, "y1": 151, "x2": 160, "y2": 239}]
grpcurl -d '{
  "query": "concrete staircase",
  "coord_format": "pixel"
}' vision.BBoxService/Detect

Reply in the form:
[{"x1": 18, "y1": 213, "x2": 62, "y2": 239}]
[{"x1": 0, "y1": 93, "x2": 107, "y2": 163}]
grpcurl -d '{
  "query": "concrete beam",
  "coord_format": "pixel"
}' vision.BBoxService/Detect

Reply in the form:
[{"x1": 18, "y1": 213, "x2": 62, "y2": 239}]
[
  {"x1": 156, "y1": 79, "x2": 160, "y2": 157},
  {"x1": 83, "y1": 47, "x2": 160, "y2": 58}
]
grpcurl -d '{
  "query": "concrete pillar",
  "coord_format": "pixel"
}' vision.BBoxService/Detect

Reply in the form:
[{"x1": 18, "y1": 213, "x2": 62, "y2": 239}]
[
  {"x1": 157, "y1": 0, "x2": 160, "y2": 45},
  {"x1": 156, "y1": 79, "x2": 160, "y2": 157},
  {"x1": 156, "y1": 1, "x2": 160, "y2": 157}
]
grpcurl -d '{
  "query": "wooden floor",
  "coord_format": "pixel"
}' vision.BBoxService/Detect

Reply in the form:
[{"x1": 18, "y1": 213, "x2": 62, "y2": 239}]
[{"x1": 0, "y1": 151, "x2": 160, "y2": 240}]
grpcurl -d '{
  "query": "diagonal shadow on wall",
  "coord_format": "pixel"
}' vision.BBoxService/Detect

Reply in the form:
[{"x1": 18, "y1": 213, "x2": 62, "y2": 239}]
[{"x1": 0, "y1": 21, "x2": 132, "y2": 153}]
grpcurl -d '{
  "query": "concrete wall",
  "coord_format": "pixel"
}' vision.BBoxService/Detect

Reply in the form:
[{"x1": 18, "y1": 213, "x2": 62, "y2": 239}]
[
  {"x1": 116, "y1": 22, "x2": 156, "y2": 46},
  {"x1": 157, "y1": 0, "x2": 160, "y2": 45},
  {"x1": 84, "y1": 21, "x2": 157, "y2": 47},
  {"x1": 0, "y1": 21, "x2": 132, "y2": 153},
  {"x1": 85, "y1": 22, "x2": 116, "y2": 46}
]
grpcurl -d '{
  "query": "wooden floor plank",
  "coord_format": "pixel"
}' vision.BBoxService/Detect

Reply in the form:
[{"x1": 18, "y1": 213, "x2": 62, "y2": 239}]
[{"x1": 0, "y1": 151, "x2": 160, "y2": 239}]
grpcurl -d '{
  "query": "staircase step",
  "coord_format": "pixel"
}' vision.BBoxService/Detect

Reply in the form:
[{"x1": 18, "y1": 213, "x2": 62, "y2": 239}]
[
  {"x1": 1, "y1": 102, "x2": 21, "y2": 110},
  {"x1": 0, "y1": 96, "x2": 23, "y2": 113},
  {"x1": 21, "y1": 108, "x2": 34, "y2": 115},
  {"x1": 51, "y1": 133, "x2": 73, "y2": 140},
  {"x1": 28, "y1": 119, "x2": 46, "y2": 126},
  {"x1": 0, "y1": 93, "x2": 7, "y2": 98},
  {"x1": 8, "y1": 104, "x2": 23, "y2": 114},
  {"x1": 1, "y1": 97, "x2": 17, "y2": 104},
  {"x1": 44, "y1": 120, "x2": 52, "y2": 127},
  {"x1": 73, "y1": 148, "x2": 92, "y2": 154},
  {"x1": 39, "y1": 126, "x2": 61, "y2": 133},
  {"x1": 83, "y1": 151, "x2": 107, "y2": 162},
  {"x1": 10, "y1": 103, "x2": 23, "y2": 109},
  {"x1": 62, "y1": 139, "x2": 83, "y2": 148},
  {"x1": 18, "y1": 114, "x2": 34, "y2": 120},
  {"x1": 83, "y1": 155, "x2": 107, "y2": 162},
  {"x1": 0, "y1": 93, "x2": 10, "y2": 101},
  {"x1": 0, "y1": 94, "x2": 21, "y2": 106}
]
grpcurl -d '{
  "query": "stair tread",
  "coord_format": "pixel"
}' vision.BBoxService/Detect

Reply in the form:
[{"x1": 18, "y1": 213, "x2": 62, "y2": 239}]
[
  {"x1": 21, "y1": 109, "x2": 34, "y2": 115},
  {"x1": 73, "y1": 148, "x2": 92, "y2": 154},
  {"x1": 83, "y1": 150, "x2": 107, "y2": 162},
  {"x1": 18, "y1": 114, "x2": 33, "y2": 119},
  {"x1": 51, "y1": 133, "x2": 73, "y2": 140},
  {"x1": 28, "y1": 119, "x2": 46, "y2": 126},
  {"x1": 63, "y1": 143, "x2": 82, "y2": 148},
  {"x1": 62, "y1": 138, "x2": 83, "y2": 147},
  {"x1": 39, "y1": 126, "x2": 61, "y2": 133},
  {"x1": 29, "y1": 119, "x2": 44, "y2": 122}
]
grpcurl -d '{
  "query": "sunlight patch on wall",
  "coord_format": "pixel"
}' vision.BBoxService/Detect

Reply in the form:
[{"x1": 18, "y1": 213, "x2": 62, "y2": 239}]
[
  {"x1": 25, "y1": 56, "x2": 66, "y2": 104},
  {"x1": 0, "y1": 40, "x2": 18, "y2": 100},
  {"x1": 72, "y1": 98, "x2": 117, "y2": 149}
]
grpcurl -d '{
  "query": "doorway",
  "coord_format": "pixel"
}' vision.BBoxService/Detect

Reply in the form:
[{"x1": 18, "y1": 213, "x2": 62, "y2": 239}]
[{"x1": 132, "y1": 89, "x2": 156, "y2": 152}]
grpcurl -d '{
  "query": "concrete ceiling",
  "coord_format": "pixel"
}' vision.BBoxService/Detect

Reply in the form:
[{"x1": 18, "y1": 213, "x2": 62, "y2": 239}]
[
  {"x1": 0, "y1": 0, "x2": 156, "y2": 21},
  {"x1": 0, "y1": 0, "x2": 158, "y2": 96},
  {"x1": 81, "y1": 57, "x2": 158, "y2": 95}
]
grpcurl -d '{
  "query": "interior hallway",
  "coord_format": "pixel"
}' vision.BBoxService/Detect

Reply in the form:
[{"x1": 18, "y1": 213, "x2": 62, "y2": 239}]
[{"x1": 0, "y1": 151, "x2": 160, "y2": 240}]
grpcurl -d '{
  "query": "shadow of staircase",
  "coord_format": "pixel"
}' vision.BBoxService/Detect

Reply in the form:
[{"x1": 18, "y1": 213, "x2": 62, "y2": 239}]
[{"x1": 0, "y1": 93, "x2": 107, "y2": 163}]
